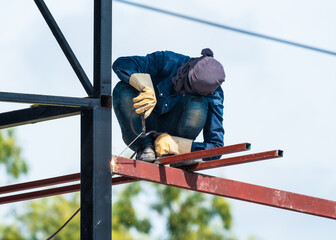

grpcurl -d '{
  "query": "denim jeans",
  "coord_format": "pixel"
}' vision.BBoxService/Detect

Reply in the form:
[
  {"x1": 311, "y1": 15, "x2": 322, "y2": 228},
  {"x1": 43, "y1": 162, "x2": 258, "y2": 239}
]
[{"x1": 112, "y1": 81, "x2": 208, "y2": 152}]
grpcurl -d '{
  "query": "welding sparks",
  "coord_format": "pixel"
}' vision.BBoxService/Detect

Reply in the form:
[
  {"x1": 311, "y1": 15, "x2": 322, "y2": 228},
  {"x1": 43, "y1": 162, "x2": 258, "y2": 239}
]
[{"x1": 110, "y1": 156, "x2": 119, "y2": 173}]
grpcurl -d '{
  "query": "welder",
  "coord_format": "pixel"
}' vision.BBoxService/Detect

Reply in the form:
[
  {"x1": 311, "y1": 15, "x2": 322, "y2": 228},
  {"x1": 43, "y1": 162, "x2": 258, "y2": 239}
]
[{"x1": 112, "y1": 48, "x2": 225, "y2": 163}]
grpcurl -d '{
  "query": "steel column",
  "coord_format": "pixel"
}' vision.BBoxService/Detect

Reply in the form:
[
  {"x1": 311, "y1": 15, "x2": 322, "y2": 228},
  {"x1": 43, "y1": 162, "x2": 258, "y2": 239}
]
[
  {"x1": 113, "y1": 157, "x2": 336, "y2": 220},
  {"x1": 80, "y1": 0, "x2": 112, "y2": 238},
  {"x1": 81, "y1": 107, "x2": 111, "y2": 239},
  {"x1": 93, "y1": 0, "x2": 112, "y2": 97}
]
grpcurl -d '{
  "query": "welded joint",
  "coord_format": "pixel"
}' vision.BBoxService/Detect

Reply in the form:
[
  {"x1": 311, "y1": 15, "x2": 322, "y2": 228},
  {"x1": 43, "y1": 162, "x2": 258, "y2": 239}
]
[{"x1": 101, "y1": 95, "x2": 112, "y2": 108}]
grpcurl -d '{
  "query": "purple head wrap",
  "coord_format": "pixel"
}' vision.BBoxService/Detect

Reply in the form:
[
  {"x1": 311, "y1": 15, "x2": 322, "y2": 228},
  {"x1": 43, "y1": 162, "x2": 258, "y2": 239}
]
[{"x1": 172, "y1": 48, "x2": 225, "y2": 95}]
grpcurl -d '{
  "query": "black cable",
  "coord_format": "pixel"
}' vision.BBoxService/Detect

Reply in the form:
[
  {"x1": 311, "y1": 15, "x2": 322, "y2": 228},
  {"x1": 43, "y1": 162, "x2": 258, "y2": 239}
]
[
  {"x1": 46, "y1": 207, "x2": 81, "y2": 240},
  {"x1": 114, "y1": 0, "x2": 336, "y2": 57}
]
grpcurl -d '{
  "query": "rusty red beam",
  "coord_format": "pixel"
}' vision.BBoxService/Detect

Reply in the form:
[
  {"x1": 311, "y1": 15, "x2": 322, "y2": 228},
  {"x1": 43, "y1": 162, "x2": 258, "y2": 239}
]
[
  {"x1": 112, "y1": 176, "x2": 139, "y2": 185},
  {"x1": 0, "y1": 176, "x2": 139, "y2": 205},
  {"x1": 0, "y1": 173, "x2": 80, "y2": 195},
  {"x1": 0, "y1": 145, "x2": 281, "y2": 204},
  {"x1": 0, "y1": 184, "x2": 80, "y2": 205},
  {"x1": 113, "y1": 156, "x2": 336, "y2": 220},
  {"x1": 156, "y1": 142, "x2": 251, "y2": 165},
  {"x1": 187, "y1": 150, "x2": 283, "y2": 171}
]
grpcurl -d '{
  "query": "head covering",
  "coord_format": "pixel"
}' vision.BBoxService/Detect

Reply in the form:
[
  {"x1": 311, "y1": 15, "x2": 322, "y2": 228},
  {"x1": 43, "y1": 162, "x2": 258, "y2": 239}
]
[{"x1": 172, "y1": 48, "x2": 225, "y2": 95}]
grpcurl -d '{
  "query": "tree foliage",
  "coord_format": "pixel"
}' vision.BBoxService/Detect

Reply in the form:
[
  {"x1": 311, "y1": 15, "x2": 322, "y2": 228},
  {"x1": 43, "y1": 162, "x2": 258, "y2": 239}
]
[
  {"x1": 112, "y1": 182, "x2": 151, "y2": 239},
  {"x1": 0, "y1": 129, "x2": 28, "y2": 179},
  {"x1": 0, "y1": 193, "x2": 80, "y2": 240},
  {"x1": 152, "y1": 183, "x2": 235, "y2": 240},
  {"x1": 112, "y1": 182, "x2": 237, "y2": 240}
]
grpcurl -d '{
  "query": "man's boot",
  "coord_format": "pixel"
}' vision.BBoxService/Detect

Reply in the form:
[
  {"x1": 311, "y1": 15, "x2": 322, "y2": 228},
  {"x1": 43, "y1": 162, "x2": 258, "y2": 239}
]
[{"x1": 136, "y1": 146, "x2": 156, "y2": 162}]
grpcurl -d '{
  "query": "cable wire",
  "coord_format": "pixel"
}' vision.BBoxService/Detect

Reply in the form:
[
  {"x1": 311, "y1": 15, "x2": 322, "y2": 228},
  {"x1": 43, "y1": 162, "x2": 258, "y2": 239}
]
[
  {"x1": 47, "y1": 130, "x2": 144, "y2": 239},
  {"x1": 46, "y1": 207, "x2": 81, "y2": 240},
  {"x1": 114, "y1": 0, "x2": 336, "y2": 57}
]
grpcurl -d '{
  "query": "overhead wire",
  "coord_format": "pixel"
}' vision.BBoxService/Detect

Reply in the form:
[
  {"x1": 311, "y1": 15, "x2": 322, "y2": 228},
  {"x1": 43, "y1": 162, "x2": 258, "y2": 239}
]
[{"x1": 114, "y1": 0, "x2": 336, "y2": 57}]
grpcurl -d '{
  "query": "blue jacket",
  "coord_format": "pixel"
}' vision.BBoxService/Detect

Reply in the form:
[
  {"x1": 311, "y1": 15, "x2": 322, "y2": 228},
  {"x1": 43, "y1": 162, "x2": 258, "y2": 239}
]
[{"x1": 112, "y1": 51, "x2": 224, "y2": 154}]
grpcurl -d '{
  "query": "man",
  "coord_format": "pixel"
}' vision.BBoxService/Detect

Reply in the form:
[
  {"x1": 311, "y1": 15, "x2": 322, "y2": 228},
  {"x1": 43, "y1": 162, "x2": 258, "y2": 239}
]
[{"x1": 112, "y1": 48, "x2": 225, "y2": 163}]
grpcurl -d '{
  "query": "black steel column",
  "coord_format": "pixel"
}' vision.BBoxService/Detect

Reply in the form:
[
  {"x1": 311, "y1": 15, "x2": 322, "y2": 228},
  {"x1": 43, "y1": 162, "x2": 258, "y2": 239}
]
[
  {"x1": 81, "y1": 0, "x2": 112, "y2": 239},
  {"x1": 93, "y1": 0, "x2": 112, "y2": 97},
  {"x1": 81, "y1": 107, "x2": 111, "y2": 239}
]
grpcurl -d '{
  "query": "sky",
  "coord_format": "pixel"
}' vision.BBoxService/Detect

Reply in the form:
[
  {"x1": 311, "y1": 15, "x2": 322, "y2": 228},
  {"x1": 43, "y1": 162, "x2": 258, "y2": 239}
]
[{"x1": 1, "y1": 0, "x2": 336, "y2": 239}]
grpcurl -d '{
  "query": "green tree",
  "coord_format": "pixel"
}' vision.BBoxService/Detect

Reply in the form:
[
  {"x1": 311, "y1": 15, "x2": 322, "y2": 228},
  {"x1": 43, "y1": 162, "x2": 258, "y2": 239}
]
[
  {"x1": 112, "y1": 183, "x2": 151, "y2": 239},
  {"x1": 0, "y1": 182, "x2": 236, "y2": 240},
  {"x1": 0, "y1": 129, "x2": 28, "y2": 179},
  {"x1": 112, "y1": 182, "x2": 236, "y2": 240},
  {"x1": 0, "y1": 193, "x2": 80, "y2": 240},
  {"x1": 152, "y1": 184, "x2": 235, "y2": 240}
]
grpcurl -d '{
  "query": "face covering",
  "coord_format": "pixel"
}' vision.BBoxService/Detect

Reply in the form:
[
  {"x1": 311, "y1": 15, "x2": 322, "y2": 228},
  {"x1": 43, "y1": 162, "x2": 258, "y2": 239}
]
[{"x1": 172, "y1": 48, "x2": 225, "y2": 95}]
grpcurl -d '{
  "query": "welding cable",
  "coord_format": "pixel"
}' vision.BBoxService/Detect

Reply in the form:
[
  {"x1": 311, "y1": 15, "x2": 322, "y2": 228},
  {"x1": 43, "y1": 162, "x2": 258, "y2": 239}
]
[
  {"x1": 46, "y1": 207, "x2": 81, "y2": 240},
  {"x1": 130, "y1": 107, "x2": 161, "y2": 138},
  {"x1": 47, "y1": 130, "x2": 144, "y2": 238}
]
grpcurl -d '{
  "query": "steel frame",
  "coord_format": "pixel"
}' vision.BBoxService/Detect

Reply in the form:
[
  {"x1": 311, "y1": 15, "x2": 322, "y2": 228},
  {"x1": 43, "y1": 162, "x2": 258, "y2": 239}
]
[
  {"x1": 0, "y1": 0, "x2": 335, "y2": 238},
  {"x1": 0, "y1": 0, "x2": 112, "y2": 239}
]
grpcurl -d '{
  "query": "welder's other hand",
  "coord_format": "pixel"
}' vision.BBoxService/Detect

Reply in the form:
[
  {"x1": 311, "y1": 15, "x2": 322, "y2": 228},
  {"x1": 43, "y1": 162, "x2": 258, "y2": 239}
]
[
  {"x1": 129, "y1": 73, "x2": 154, "y2": 91},
  {"x1": 133, "y1": 87, "x2": 157, "y2": 119},
  {"x1": 154, "y1": 133, "x2": 192, "y2": 157}
]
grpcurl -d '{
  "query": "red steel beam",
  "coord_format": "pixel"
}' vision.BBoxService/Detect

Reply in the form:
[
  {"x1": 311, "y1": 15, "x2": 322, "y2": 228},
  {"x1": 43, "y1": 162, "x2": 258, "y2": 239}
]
[
  {"x1": 112, "y1": 176, "x2": 139, "y2": 185},
  {"x1": 156, "y1": 142, "x2": 251, "y2": 165},
  {"x1": 0, "y1": 184, "x2": 80, "y2": 205},
  {"x1": 112, "y1": 156, "x2": 336, "y2": 220},
  {"x1": 0, "y1": 145, "x2": 282, "y2": 204},
  {"x1": 0, "y1": 173, "x2": 80, "y2": 195},
  {"x1": 187, "y1": 150, "x2": 283, "y2": 171},
  {"x1": 111, "y1": 147, "x2": 281, "y2": 187},
  {"x1": 0, "y1": 176, "x2": 139, "y2": 205}
]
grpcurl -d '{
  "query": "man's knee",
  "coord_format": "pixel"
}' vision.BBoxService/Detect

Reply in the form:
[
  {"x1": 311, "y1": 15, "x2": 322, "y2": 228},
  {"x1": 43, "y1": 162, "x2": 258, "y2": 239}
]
[
  {"x1": 113, "y1": 81, "x2": 134, "y2": 100},
  {"x1": 112, "y1": 81, "x2": 138, "y2": 108},
  {"x1": 176, "y1": 95, "x2": 208, "y2": 139}
]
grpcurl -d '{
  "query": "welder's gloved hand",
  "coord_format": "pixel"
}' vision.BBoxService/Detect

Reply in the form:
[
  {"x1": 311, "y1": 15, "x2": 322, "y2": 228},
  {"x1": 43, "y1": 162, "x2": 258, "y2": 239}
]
[
  {"x1": 154, "y1": 133, "x2": 192, "y2": 157},
  {"x1": 129, "y1": 73, "x2": 157, "y2": 119},
  {"x1": 132, "y1": 87, "x2": 156, "y2": 119}
]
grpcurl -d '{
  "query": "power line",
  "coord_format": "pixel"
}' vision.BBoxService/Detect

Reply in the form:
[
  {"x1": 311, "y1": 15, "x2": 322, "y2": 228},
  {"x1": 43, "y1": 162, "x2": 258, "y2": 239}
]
[{"x1": 114, "y1": 0, "x2": 336, "y2": 57}]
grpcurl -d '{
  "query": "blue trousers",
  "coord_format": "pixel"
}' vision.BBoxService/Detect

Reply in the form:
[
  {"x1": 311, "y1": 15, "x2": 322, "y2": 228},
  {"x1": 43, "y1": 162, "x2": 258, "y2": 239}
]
[{"x1": 112, "y1": 81, "x2": 209, "y2": 152}]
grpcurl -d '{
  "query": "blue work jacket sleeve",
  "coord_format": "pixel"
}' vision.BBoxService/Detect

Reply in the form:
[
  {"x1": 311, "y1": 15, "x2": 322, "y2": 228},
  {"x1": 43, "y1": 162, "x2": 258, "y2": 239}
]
[
  {"x1": 191, "y1": 87, "x2": 225, "y2": 161},
  {"x1": 112, "y1": 51, "x2": 166, "y2": 83}
]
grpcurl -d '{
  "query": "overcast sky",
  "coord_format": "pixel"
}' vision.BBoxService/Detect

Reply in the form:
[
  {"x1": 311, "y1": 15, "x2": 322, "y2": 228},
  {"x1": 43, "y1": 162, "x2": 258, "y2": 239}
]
[{"x1": 1, "y1": 0, "x2": 336, "y2": 239}]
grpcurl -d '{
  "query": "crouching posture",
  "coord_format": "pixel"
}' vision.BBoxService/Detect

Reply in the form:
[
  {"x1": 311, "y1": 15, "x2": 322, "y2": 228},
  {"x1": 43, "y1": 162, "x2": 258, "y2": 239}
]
[{"x1": 112, "y1": 48, "x2": 225, "y2": 162}]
